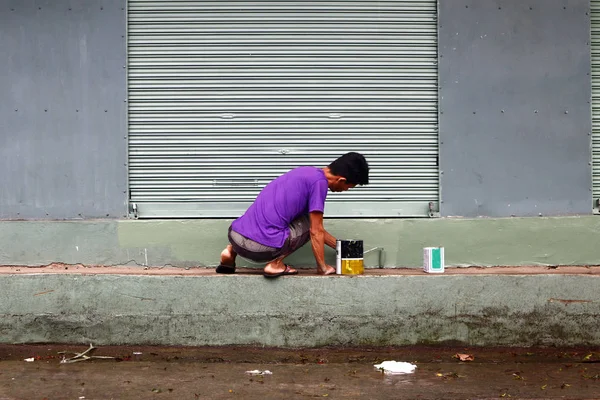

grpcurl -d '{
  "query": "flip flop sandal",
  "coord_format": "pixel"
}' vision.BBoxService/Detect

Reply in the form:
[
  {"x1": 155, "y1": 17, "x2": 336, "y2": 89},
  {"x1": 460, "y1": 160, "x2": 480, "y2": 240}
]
[
  {"x1": 216, "y1": 263, "x2": 236, "y2": 274},
  {"x1": 263, "y1": 264, "x2": 298, "y2": 278}
]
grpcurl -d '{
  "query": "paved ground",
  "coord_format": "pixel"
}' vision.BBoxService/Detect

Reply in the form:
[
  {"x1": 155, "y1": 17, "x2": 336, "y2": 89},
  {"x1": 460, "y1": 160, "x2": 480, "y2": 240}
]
[{"x1": 0, "y1": 345, "x2": 598, "y2": 399}]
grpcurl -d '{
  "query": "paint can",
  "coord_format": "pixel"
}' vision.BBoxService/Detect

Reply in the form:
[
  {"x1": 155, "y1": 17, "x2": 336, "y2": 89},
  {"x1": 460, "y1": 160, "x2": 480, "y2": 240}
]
[
  {"x1": 423, "y1": 247, "x2": 445, "y2": 273},
  {"x1": 336, "y1": 239, "x2": 364, "y2": 275}
]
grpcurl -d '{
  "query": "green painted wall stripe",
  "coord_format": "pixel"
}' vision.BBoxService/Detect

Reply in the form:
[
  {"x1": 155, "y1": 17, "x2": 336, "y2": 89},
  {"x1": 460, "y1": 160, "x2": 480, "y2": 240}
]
[{"x1": 1, "y1": 216, "x2": 600, "y2": 268}]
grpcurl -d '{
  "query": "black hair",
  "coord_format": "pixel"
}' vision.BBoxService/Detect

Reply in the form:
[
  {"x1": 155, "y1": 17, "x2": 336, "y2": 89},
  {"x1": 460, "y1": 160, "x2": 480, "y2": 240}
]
[{"x1": 328, "y1": 152, "x2": 369, "y2": 185}]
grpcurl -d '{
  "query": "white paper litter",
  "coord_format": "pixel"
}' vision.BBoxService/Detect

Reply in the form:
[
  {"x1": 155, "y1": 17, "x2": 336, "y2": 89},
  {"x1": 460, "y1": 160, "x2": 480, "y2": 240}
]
[
  {"x1": 245, "y1": 370, "x2": 273, "y2": 376},
  {"x1": 24, "y1": 358, "x2": 35, "y2": 362},
  {"x1": 374, "y1": 361, "x2": 417, "y2": 375},
  {"x1": 133, "y1": 352, "x2": 143, "y2": 355}
]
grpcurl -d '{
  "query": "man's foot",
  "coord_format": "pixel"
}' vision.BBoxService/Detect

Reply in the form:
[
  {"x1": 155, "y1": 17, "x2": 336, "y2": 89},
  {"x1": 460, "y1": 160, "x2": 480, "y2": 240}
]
[
  {"x1": 263, "y1": 259, "x2": 297, "y2": 276},
  {"x1": 317, "y1": 265, "x2": 336, "y2": 275},
  {"x1": 220, "y1": 245, "x2": 236, "y2": 265},
  {"x1": 216, "y1": 245, "x2": 237, "y2": 274},
  {"x1": 263, "y1": 264, "x2": 298, "y2": 278}
]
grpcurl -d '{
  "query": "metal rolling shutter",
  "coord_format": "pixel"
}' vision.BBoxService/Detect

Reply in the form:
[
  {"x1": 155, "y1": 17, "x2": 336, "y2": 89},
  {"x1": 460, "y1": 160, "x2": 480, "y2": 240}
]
[
  {"x1": 593, "y1": 0, "x2": 600, "y2": 212},
  {"x1": 127, "y1": 0, "x2": 439, "y2": 218}
]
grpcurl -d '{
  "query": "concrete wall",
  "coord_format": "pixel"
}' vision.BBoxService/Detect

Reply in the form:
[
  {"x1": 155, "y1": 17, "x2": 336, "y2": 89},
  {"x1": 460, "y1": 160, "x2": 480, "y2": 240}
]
[
  {"x1": 0, "y1": 0, "x2": 128, "y2": 219},
  {"x1": 0, "y1": 0, "x2": 594, "y2": 221},
  {"x1": 0, "y1": 1, "x2": 598, "y2": 271},
  {"x1": 439, "y1": 0, "x2": 592, "y2": 217},
  {"x1": 2, "y1": 272, "x2": 598, "y2": 347},
  {"x1": 0, "y1": 2, "x2": 598, "y2": 349}
]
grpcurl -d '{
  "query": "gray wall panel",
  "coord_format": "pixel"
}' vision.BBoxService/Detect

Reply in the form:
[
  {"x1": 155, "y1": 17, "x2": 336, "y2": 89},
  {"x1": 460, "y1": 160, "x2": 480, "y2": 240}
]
[
  {"x1": 0, "y1": 0, "x2": 127, "y2": 219},
  {"x1": 439, "y1": 0, "x2": 592, "y2": 217}
]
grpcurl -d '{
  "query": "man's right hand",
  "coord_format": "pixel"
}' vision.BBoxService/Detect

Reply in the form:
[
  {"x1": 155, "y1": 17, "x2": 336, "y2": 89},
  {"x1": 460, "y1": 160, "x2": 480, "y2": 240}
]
[{"x1": 318, "y1": 264, "x2": 336, "y2": 275}]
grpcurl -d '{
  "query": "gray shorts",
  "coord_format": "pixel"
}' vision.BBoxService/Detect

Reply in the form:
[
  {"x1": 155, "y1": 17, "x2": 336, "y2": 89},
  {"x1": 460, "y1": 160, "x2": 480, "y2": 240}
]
[{"x1": 228, "y1": 215, "x2": 311, "y2": 263}]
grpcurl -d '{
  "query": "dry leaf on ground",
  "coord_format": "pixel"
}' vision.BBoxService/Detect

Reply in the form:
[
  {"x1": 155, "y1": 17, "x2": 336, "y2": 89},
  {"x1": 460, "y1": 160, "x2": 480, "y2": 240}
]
[{"x1": 454, "y1": 353, "x2": 474, "y2": 362}]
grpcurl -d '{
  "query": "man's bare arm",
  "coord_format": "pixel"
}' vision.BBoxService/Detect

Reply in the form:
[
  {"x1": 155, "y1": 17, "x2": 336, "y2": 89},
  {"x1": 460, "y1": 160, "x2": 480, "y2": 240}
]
[
  {"x1": 309, "y1": 211, "x2": 335, "y2": 275},
  {"x1": 324, "y1": 230, "x2": 337, "y2": 249}
]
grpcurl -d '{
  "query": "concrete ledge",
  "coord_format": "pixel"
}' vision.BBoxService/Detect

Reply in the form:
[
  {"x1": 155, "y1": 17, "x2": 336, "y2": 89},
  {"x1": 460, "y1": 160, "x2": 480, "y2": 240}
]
[
  {"x1": 1, "y1": 216, "x2": 600, "y2": 267},
  {"x1": 1, "y1": 266, "x2": 599, "y2": 347}
]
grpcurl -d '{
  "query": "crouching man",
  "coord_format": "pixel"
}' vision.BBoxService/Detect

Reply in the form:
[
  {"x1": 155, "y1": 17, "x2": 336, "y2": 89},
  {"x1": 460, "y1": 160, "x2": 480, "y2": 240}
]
[{"x1": 216, "y1": 152, "x2": 369, "y2": 278}]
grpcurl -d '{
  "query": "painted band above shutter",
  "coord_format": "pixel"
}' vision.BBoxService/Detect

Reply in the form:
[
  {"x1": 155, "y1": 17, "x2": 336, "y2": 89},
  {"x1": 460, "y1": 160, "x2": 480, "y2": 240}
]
[{"x1": 127, "y1": 0, "x2": 439, "y2": 218}]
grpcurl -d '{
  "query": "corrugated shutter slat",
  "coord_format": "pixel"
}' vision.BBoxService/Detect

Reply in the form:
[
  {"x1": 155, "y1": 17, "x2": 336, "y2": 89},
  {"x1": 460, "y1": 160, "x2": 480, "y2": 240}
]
[{"x1": 593, "y1": 1, "x2": 600, "y2": 208}]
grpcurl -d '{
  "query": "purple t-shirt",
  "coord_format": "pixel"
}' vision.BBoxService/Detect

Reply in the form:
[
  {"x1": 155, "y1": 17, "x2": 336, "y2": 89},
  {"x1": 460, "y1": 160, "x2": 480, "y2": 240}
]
[{"x1": 231, "y1": 166, "x2": 328, "y2": 248}]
